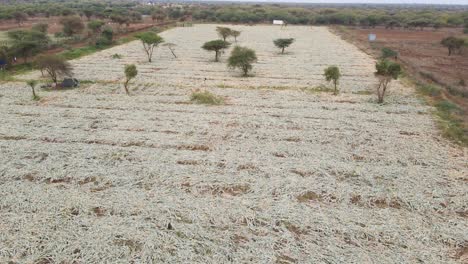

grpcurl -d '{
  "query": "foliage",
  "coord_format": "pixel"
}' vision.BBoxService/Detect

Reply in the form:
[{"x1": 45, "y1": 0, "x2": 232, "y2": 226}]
[
  {"x1": 417, "y1": 84, "x2": 441, "y2": 97},
  {"x1": 216, "y1": 26, "x2": 232, "y2": 41},
  {"x1": 374, "y1": 59, "x2": 402, "y2": 103},
  {"x1": 88, "y1": 20, "x2": 105, "y2": 34},
  {"x1": 7, "y1": 30, "x2": 49, "y2": 63},
  {"x1": 112, "y1": 53, "x2": 122, "y2": 59},
  {"x1": 60, "y1": 16, "x2": 84, "y2": 37},
  {"x1": 273, "y1": 38, "x2": 295, "y2": 54},
  {"x1": 36, "y1": 54, "x2": 73, "y2": 84},
  {"x1": 231, "y1": 30, "x2": 241, "y2": 42},
  {"x1": 190, "y1": 90, "x2": 224, "y2": 105},
  {"x1": 135, "y1": 32, "x2": 164, "y2": 62},
  {"x1": 202, "y1": 40, "x2": 231, "y2": 62},
  {"x1": 381, "y1": 47, "x2": 398, "y2": 59},
  {"x1": 228, "y1": 46, "x2": 257, "y2": 76},
  {"x1": 26, "y1": 79, "x2": 39, "y2": 100},
  {"x1": 32, "y1": 23, "x2": 48, "y2": 33},
  {"x1": 124, "y1": 64, "x2": 138, "y2": 95},
  {"x1": 441, "y1": 37, "x2": 465, "y2": 56},
  {"x1": 324, "y1": 66, "x2": 341, "y2": 95}
]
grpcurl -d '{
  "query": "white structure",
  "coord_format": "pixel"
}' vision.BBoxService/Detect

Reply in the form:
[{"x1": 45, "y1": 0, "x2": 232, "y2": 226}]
[
  {"x1": 273, "y1": 20, "x2": 284, "y2": 25},
  {"x1": 368, "y1": 34, "x2": 377, "y2": 42}
]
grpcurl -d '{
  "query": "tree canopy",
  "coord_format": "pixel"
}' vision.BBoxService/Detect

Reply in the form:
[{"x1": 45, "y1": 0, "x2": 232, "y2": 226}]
[
  {"x1": 228, "y1": 46, "x2": 257, "y2": 76},
  {"x1": 202, "y1": 40, "x2": 231, "y2": 62},
  {"x1": 36, "y1": 54, "x2": 73, "y2": 84},
  {"x1": 324, "y1": 66, "x2": 341, "y2": 95},
  {"x1": 273, "y1": 38, "x2": 295, "y2": 54},
  {"x1": 135, "y1": 32, "x2": 164, "y2": 62},
  {"x1": 375, "y1": 59, "x2": 402, "y2": 103},
  {"x1": 441, "y1": 37, "x2": 465, "y2": 56}
]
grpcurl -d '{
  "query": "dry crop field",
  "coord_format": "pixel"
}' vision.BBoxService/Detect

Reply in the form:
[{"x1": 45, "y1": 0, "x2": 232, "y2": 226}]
[{"x1": 1, "y1": 25, "x2": 467, "y2": 263}]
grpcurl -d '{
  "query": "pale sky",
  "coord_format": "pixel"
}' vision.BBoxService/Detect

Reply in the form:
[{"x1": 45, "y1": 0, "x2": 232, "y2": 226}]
[{"x1": 206, "y1": 0, "x2": 468, "y2": 4}]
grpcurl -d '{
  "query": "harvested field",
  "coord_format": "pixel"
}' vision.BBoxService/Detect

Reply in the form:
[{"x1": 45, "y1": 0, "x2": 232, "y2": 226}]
[{"x1": 1, "y1": 25, "x2": 467, "y2": 263}]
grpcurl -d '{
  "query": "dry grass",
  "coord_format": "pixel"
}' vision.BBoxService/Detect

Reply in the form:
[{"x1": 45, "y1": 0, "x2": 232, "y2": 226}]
[{"x1": 1, "y1": 25, "x2": 467, "y2": 263}]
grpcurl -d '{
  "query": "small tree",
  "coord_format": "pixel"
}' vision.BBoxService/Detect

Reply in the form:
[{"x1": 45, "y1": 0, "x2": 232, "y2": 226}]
[
  {"x1": 274, "y1": 38, "x2": 295, "y2": 54},
  {"x1": 60, "y1": 16, "x2": 84, "y2": 37},
  {"x1": 381, "y1": 47, "x2": 398, "y2": 60},
  {"x1": 216, "y1": 27, "x2": 232, "y2": 42},
  {"x1": 202, "y1": 40, "x2": 231, "y2": 62},
  {"x1": 7, "y1": 30, "x2": 49, "y2": 63},
  {"x1": 32, "y1": 23, "x2": 48, "y2": 33},
  {"x1": 163, "y1": 43, "x2": 177, "y2": 58},
  {"x1": 324, "y1": 66, "x2": 341, "y2": 95},
  {"x1": 124, "y1": 64, "x2": 138, "y2": 95},
  {"x1": 375, "y1": 59, "x2": 402, "y2": 104},
  {"x1": 13, "y1": 12, "x2": 28, "y2": 26},
  {"x1": 135, "y1": 32, "x2": 164, "y2": 62},
  {"x1": 36, "y1": 55, "x2": 73, "y2": 85},
  {"x1": 88, "y1": 20, "x2": 105, "y2": 35},
  {"x1": 228, "y1": 46, "x2": 257, "y2": 77},
  {"x1": 26, "y1": 80, "x2": 39, "y2": 100},
  {"x1": 441, "y1": 37, "x2": 465, "y2": 56},
  {"x1": 231, "y1": 30, "x2": 241, "y2": 42}
]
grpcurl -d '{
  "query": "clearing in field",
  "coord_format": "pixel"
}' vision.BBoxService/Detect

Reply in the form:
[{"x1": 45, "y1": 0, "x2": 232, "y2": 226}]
[{"x1": 1, "y1": 25, "x2": 467, "y2": 263}]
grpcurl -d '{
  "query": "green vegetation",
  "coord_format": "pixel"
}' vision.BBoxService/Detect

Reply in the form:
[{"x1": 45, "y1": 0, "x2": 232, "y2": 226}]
[
  {"x1": 36, "y1": 54, "x2": 73, "y2": 84},
  {"x1": 228, "y1": 46, "x2": 257, "y2": 77},
  {"x1": 60, "y1": 16, "x2": 84, "y2": 37},
  {"x1": 441, "y1": 37, "x2": 465, "y2": 56},
  {"x1": 324, "y1": 66, "x2": 341, "y2": 95},
  {"x1": 216, "y1": 26, "x2": 232, "y2": 42},
  {"x1": 273, "y1": 38, "x2": 295, "y2": 54},
  {"x1": 381, "y1": 47, "x2": 398, "y2": 59},
  {"x1": 417, "y1": 84, "x2": 442, "y2": 97},
  {"x1": 375, "y1": 59, "x2": 402, "y2": 103},
  {"x1": 135, "y1": 32, "x2": 164, "y2": 62},
  {"x1": 124, "y1": 64, "x2": 138, "y2": 95},
  {"x1": 26, "y1": 79, "x2": 39, "y2": 100},
  {"x1": 190, "y1": 90, "x2": 224, "y2": 105},
  {"x1": 202, "y1": 40, "x2": 231, "y2": 62}
]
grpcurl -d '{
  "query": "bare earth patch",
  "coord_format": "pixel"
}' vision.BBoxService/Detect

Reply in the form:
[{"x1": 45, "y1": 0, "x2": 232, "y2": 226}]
[{"x1": 1, "y1": 25, "x2": 467, "y2": 263}]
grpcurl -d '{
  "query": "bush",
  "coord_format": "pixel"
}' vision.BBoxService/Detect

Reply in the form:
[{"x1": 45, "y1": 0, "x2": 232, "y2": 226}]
[
  {"x1": 95, "y1": 36, "x2": 112, "y2": 47},
  {"x1": 418, "y1": 84, "x2": 441, "y2": 97},
  {"x1": 435, "y1": 100, "x2": 461, "y2": 114},
  {"x1": 381, "y1": 47, "x2": 398, "y2": 59},
  {"x1": 190, "y1": 90, "x2": 224, "y2": 105}
]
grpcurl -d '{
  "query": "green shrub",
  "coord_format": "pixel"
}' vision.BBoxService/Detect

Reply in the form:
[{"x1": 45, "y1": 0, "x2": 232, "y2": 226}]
[
  {"x1": 435, "y1": 100, "x2": 461, "y2": 114},
  {"x1": 381, "y1": 47, "x2": 398, "y2": 59},
  {"x1": 190, "y1": 91, "x2": 224, "y2": 105},
  {"x1": 418, "y1": 84, "x2": 441, "y2": 97},
  {"x1": 112, "y1": 54, "x2": 122, "y2": 59}
]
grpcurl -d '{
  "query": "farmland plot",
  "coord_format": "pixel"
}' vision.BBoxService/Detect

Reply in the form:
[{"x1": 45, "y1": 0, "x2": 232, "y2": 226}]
[{"x1": 2, "y1": 25, "x2": 467, "y2": 263}]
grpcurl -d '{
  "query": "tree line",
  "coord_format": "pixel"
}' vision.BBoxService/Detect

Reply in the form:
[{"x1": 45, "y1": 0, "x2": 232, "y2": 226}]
[{"x1": 1, "y1": 1, "x2": 467, "y2": 29}]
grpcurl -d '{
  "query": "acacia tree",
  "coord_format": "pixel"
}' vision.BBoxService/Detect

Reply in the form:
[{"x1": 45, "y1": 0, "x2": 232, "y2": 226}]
[
  {"x1": 7, "y1": 30, "x2": 49, "y2": 63},
  {"x1": 163, "y1": 43, "x2": 177, "y2": 58},
  {"x1": 124, "y1": 64, "x2": 138, "y2": 95},
  {"x1": 324, "y1": 66, "x2": 341, "y2": 95},
  {"x1": 60, "y1": 16, "x2": 84, "y2": 37},
  {"x1": 32, "y1": 23, "x2": 48, "y2": 33},
  {"x1": 231, "y1": 30, "x2": 241, "y2": 42},
  {"x1": 88, "y1": 20, "x2": 105, "y2": 36},
  {"x1": 216, "y1": 26, "x2": 232, "y2": 41},
  {"x1": 26, "y1": 80, "x2": 39, "y2": 100},
  {"x1": 441, "y1": 37, "x2": 465, "y2": 56},
  {"x1": 13, "y1": 12, "x2": 28, "y2": 26},
  {"x1": 374, "y1": 59, "x2": 402, "y2": 103},
  {"x1": 135, "y1": 32, "x2": 164, "y2": 62},
  {"x1": 202, "y1": 40, "x2": 231, "y2": 62},
  {"x1": 228, "y1": 46, "x2": 257, "y2": 77},
  {"x1": 273, "y1": 38, "x2": 295, "y2": 54},
  {"x1": 36, "y1": 55, "x2": 73, "y2": 85}
]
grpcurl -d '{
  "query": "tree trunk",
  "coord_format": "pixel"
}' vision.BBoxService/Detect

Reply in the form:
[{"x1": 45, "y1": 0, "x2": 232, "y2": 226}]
[
  {"x1": 124, "y1": 81, "x2": 130, "y2": 95},
  {"x1": 31, "y1": 87, "x2": 36, "y2": 98},
  {"x1": 282, "y1": 47, "x2": 285, "y2": 54},
  {"x1": 333, "y1": 81, "x2": 338, "y2": 95},
  {"x1": 215, "y1": 51, "x2": 219, "y2": 62}
]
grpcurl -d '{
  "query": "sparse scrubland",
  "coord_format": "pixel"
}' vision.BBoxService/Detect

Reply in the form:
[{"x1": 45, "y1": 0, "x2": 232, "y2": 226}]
[{"x1": 1, "y1": 24, "x2": 467, "y2": 263}]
